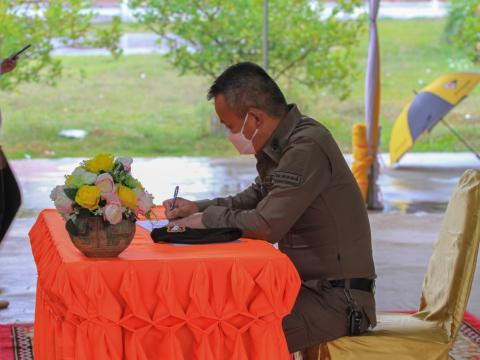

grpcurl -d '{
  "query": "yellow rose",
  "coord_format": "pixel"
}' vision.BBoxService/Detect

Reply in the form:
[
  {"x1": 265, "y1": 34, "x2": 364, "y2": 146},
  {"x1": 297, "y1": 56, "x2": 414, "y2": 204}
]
[
  {"x1": 75, "y1": 185, "x2": 101, "y2": 210},
  {"x1": 118, "y1": 185, "x2": 137, "y2": 210},
  {"x1": 65, "y1": 175, "x2": 73, "y2": 186},
  {"x1": 84, "y1": 154, "x2": 114, "y2": 173}
]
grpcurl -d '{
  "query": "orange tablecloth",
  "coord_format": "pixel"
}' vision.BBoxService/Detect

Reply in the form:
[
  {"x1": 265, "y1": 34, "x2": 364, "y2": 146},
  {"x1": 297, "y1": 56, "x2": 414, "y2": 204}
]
[{"x1": 29, "y1": 209, "x2": 300, "y2": 359}]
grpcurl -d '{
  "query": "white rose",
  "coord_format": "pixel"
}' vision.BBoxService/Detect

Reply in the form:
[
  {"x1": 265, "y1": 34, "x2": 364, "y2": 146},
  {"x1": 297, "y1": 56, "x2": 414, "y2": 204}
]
[{"x1": 71, "y1": 166, "x2": 98, "y2": 185}]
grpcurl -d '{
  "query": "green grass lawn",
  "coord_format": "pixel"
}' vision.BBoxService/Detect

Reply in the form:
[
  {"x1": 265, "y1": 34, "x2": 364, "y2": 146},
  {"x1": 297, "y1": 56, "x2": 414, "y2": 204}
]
[{"x1": 0, "y1": 19, "x2": 478, "y2": 159}]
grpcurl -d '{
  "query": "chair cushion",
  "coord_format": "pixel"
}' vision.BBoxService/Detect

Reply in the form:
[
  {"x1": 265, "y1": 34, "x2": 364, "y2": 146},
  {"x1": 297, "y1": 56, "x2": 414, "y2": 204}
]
[
  {"x1": 362, "y1": 313, "x2": 449, "y2": 343},
  {"x1": 324, "y1": 313, "x2": 451, "y2": 360}
]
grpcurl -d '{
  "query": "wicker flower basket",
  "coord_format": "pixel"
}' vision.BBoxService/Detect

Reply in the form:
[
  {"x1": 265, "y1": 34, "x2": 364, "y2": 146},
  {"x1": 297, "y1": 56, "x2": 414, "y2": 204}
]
[{"x1": 66, "y1": 215, "x2": 136, "y2": 258}]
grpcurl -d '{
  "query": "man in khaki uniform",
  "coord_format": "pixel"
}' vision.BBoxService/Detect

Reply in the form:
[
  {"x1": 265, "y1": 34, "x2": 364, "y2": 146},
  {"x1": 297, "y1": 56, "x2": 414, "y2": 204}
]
[{"x1": 164, "y1": 62, "x2": 376, "y2": 354}]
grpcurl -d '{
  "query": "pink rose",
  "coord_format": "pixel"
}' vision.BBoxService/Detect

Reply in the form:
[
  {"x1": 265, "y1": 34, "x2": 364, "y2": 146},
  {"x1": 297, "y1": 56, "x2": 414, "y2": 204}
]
[
  {"x1": 117, "y1": 157, "x2": 133, "y2": 172},
  {"x1": 50, "y1": 185, "x2": 65, "y2": 201},
  {"x1": 136, "y1": 190, "x2": 154, "y2": 216},
  {"x1": 103, "y1": 192, "x2": 121, "y2": 205},
  {"x1": 54, "y1": 192, "x2": 74, "y2": 215},
  {"x1": 104, "y1": 203, "x2": 123, "y2": 225},
  {"x1": 95, "y1": 173, "x2": 115, "y2": 197}
]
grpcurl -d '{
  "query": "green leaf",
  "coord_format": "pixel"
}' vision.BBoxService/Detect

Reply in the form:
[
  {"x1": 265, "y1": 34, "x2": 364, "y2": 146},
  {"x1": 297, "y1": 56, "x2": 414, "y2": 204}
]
[
  {"x1": 64, "y1": 188, "x2": 78, "y2": 201},
  {"x1": 124, "y1": 175, "x2": 140, "y2": 189},
  {"x1": 128, "y1": 0, "x2": 365, "y2": 96},
  {"x1": 0, "y1": 1, "x2": 123, "y2": 91},
  {"x1": 444, "y1": 0, "x2": 480, "y2": 63}
]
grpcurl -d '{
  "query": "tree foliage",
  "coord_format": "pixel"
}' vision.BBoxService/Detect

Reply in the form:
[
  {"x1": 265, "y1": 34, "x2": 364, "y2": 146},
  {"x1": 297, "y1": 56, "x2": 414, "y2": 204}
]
[
  {"x1": 0, "y1": 0, "x2": 122, "y2": 90},
  {"x1": 445, "y1": 0, "x2": 480, "y2": 63},
  {"x1": 129, "y1": 0, "x2": 364, "y2": 99}
]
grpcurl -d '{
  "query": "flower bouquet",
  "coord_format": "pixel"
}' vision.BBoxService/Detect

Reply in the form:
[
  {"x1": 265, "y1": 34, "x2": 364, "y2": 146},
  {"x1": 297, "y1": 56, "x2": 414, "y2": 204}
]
[{"x1": 50, "y1": 154, "x2": 155, "y2": 257}]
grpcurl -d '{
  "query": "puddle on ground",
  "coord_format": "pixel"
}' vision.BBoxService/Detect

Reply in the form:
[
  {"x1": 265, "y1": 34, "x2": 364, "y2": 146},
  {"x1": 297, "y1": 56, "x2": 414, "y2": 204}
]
[{"x1": 382, "y1": 201, "x2": 448, "y2": 214}]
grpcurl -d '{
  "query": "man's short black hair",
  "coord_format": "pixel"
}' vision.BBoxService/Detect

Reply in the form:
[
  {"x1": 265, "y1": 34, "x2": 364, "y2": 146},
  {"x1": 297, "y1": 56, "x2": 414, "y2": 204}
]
[{"x1": 207, "y1": 62, "x2": 288, "y2": 118}]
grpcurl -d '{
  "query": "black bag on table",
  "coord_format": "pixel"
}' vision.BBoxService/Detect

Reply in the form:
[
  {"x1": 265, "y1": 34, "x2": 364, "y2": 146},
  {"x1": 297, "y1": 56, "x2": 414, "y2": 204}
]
[
  {"x1": 0, "y1": 147, "x2": 21, "y2": 243},
  {"x1": 151, "y1": 227, "x2": 242, "y2": 244}
]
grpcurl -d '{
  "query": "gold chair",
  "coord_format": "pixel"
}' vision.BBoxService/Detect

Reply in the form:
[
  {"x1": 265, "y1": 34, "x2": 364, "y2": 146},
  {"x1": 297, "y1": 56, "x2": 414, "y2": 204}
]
[{"x1": 311, "y1": 169, "x2": 480, "y2": 360}]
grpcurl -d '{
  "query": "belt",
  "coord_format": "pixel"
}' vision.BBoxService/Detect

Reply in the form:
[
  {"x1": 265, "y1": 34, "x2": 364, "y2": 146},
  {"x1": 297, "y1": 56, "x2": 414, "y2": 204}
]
[{"x1": 329, "y1": 278, "x2": 375, "y2": 293}]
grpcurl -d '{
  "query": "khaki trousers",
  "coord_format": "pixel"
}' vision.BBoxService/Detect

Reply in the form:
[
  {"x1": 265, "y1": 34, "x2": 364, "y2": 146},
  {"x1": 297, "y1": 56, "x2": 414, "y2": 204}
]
[{"x1": 283, "y1": 279, "x2": 375, "y2": 353}]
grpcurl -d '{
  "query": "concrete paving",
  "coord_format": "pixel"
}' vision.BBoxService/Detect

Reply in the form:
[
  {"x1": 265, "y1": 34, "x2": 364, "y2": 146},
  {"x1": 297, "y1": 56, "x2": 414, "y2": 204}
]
[{"x1": 0, "y1": 153, "x2": 479, "y2": 323}]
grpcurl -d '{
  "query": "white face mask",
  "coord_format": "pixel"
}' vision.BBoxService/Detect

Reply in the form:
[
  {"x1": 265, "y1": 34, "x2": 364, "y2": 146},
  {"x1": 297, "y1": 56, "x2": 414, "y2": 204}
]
[{"x1": 227, "y1": 113, "x2": 259, "y2": 154}]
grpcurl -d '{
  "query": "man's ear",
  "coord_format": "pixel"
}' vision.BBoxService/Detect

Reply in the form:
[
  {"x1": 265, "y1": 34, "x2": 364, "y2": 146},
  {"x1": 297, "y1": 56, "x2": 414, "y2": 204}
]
[{"x1": 250, "y1": 108, "x2": 266, "y2": 127}]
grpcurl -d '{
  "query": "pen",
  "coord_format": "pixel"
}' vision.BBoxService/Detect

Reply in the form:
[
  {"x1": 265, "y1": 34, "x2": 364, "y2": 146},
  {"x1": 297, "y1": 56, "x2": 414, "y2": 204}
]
[{"x1": 170, "y1": 185, "x2": 179, "y2": 210}]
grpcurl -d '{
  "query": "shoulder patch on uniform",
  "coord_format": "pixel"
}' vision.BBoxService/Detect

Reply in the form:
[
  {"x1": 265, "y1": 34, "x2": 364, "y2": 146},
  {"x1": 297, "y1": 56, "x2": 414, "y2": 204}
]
[{"x1": 272, "y1": 171, "x2": 303, "y2": 186}]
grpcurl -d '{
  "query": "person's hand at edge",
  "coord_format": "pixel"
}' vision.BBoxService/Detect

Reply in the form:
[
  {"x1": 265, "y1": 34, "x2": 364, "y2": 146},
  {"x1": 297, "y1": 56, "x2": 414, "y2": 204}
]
[
  {"x1": 162, "y1": 197, "x2": 199, "y2": 220},
  {"x1": 0, "y1": 58, "x2": 16, "y2": 75}
]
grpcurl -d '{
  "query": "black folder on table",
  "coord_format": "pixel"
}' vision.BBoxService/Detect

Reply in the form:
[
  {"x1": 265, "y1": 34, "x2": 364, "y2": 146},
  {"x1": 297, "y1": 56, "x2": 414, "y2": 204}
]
[{"x1": 151, "y1": 227, "x2": 242, "y2": 244}]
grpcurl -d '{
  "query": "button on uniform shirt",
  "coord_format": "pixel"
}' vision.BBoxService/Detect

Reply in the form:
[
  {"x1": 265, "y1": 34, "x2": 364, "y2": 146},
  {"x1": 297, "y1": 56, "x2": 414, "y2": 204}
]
[{"x1": 195, "y1": 104, "x2": 376, "y2": 282}]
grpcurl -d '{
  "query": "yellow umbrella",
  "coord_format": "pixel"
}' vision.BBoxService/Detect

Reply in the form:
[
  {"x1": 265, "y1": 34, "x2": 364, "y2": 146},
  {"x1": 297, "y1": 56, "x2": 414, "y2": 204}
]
[{"x1": 390, "y1": 72, "x2": 480, "y2": 165}]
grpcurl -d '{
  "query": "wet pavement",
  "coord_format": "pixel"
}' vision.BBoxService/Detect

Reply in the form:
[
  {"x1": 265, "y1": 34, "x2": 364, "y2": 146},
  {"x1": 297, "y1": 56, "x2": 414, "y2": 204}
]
[
  {"x1": 0, "y1": 153, "x2": 479, "y2": 323},
  {"x1": 12, "y1": 152, "x2": 479, "y2": 216}
]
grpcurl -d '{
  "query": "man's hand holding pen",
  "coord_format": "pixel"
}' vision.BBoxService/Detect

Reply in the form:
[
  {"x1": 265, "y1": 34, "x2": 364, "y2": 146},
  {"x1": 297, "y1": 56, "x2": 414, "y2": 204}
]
[{"x1": 162, "y1": 196, "x2": 206, "y2": 229}]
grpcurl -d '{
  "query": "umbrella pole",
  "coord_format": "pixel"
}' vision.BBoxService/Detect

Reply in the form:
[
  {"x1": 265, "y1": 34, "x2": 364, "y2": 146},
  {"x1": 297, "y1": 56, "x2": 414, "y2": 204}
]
[
  {"x1": 440, "y1": 119, "x2": 480, "y2": 161},
  {"x1": 367, "y1": 127, "x2": 384, "y2": 210}
]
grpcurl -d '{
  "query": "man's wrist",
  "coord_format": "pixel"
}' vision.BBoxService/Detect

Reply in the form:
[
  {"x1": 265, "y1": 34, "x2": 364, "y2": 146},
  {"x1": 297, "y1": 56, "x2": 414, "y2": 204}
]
[
  {"x1": 193, "y1": 199, "x2": 215, "y2": 212},
  {"x1": 199, "y1": 212, "x2": 207, "y2": 228},
  {"x1": 202, "y1": 205, "x2": 229, "y2": 228}
]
